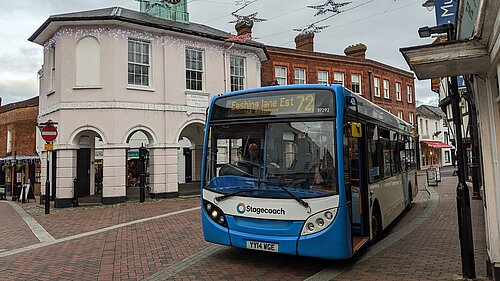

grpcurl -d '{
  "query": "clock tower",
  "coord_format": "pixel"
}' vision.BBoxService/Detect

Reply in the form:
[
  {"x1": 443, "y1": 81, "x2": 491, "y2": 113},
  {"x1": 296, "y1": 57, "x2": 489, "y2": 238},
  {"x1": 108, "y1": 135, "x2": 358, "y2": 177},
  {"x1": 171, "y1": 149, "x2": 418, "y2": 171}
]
[{"x1": 140, "y1": 0, "x2": 189, "y2": 23}]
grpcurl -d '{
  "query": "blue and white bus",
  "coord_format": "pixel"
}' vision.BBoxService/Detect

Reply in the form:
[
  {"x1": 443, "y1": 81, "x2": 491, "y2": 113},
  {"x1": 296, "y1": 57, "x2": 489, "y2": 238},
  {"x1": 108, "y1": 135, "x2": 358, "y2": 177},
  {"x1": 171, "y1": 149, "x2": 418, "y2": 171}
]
[{"x1": 201, "y1": 84, "x2": 417, "y2": 259}]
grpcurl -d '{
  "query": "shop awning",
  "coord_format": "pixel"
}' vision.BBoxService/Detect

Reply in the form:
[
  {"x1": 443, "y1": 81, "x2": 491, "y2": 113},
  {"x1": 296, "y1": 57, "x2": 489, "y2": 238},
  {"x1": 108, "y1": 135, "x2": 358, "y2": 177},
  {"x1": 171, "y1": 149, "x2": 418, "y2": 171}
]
[
  {"x1": 399, "y1": 38, "x2": 489, "y2": 80},
  {"x1": 0, "y1": 155, "x2": 40, "y2": 164},
  {"x1": 422, "y1": 141, "x2": 453, "y2": 149}
]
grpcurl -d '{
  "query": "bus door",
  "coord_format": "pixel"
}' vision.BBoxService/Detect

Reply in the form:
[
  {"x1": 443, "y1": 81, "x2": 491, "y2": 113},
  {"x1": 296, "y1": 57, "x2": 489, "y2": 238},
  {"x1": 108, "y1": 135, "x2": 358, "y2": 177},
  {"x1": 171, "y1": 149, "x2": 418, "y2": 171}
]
[{"x1": 345, "y1": 120, "x2": 370, "y2": 252}]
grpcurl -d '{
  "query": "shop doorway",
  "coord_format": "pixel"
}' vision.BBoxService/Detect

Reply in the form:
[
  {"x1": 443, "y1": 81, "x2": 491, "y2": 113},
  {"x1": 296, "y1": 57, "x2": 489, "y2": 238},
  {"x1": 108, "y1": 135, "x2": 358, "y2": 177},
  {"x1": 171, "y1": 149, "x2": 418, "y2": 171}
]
[
  {"x1": 177, "y1": 122, "x2": 204, "y2": 196},
  {"x1": 126, "y1": 130, "x2": 150, "y2": 201},
  {"x1": 76, "y1": 148, "x2": 91, "y2": 198}
]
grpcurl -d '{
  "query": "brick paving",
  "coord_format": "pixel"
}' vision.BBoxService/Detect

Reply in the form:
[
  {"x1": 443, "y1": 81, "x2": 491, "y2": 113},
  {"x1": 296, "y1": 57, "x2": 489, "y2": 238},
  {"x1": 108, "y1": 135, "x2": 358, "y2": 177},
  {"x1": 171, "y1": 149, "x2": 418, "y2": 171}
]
[
  {"x1": 0, "y1": 208, "x2": 208, "y2": 280},
  {"x1": 0, "y1": 168, "x2": 488, "y2": 281},
  {"x1": 0, "y1": 202, "x2": 39, "y2": 251},
  {"x1": 25, "y1": 197, "x2": 200, "y2": 239},
  {"x1": 332, "y1": 172, "x2": 487, "y2": 281}
]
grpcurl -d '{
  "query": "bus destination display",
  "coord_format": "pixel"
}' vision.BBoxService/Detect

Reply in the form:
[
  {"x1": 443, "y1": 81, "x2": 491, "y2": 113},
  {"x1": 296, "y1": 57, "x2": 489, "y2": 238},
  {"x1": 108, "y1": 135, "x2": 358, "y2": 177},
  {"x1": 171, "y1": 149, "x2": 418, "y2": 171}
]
[
  {"x1": 212, "y1": 90, "x2": 335, "y2": 119},
  {"x1": 230, "y1": 93, "x2": 315, "y2": 115}
]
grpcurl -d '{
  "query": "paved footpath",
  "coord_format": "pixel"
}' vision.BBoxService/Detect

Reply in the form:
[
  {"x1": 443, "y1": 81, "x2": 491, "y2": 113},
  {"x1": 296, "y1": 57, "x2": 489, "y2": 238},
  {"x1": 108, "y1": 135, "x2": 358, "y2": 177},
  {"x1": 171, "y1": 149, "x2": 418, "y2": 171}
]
[{"x1": 0, "y1": 170, "x2": 488, "y2": 281}]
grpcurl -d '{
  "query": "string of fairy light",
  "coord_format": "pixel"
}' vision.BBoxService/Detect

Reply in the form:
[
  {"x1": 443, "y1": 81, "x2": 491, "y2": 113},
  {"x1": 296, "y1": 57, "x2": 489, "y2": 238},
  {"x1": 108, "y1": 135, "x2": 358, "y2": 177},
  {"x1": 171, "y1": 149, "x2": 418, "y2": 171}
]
[{"x1": 109, "y1": 0, "x2": 417, "y2": 46}]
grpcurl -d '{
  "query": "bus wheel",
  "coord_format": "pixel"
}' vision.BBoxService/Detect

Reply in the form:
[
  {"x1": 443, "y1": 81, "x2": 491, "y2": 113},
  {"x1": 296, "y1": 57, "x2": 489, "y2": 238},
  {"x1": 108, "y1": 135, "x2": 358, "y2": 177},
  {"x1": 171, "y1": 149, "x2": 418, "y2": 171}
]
[{"x1": 371, "y1": 205, "x2": 382, "y2": 243}]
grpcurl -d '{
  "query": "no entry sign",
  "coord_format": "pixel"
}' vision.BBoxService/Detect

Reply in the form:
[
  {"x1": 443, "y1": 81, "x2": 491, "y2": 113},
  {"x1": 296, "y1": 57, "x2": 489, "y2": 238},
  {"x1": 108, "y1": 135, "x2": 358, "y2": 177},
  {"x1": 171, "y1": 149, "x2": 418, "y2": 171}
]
[{"x1": 41, "y1": 124, "x2": 58, "y2": 142}]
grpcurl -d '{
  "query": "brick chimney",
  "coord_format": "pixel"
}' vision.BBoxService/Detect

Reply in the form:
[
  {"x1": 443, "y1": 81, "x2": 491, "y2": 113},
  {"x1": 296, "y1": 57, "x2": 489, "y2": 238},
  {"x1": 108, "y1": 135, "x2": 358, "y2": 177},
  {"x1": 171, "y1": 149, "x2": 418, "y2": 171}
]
[
  {"x1": 344, "y1": 43, "x2": 367, "y2": 59},
  {"x1": 295, "y1": 32, "x2": 314, "y2": 52},
  {"x1": 235, "y1": 20, "x2": 253, "y2": 36}
]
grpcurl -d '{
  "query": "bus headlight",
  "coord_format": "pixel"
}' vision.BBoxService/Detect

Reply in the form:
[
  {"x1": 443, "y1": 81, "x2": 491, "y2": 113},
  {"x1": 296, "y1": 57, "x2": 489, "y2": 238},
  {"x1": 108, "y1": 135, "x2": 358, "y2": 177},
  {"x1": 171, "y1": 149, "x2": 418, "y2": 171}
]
[
  {"x1": 301, "y1": 208, "x2": 338, "y2": 236},
  {"x1": 307, "y1": 223, "x2": 315, "y2": 232},
  {"x1": 203, "y1": 200, "x2": 228, "y2": 228}
]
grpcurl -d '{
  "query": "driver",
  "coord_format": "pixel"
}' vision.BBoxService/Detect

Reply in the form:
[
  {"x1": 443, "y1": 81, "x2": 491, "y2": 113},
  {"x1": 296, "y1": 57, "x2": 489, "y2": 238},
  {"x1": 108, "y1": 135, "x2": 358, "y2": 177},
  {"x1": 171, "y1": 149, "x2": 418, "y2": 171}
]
[{"x1": 242, "y1": 142, "x2": 263, "y2": 176}]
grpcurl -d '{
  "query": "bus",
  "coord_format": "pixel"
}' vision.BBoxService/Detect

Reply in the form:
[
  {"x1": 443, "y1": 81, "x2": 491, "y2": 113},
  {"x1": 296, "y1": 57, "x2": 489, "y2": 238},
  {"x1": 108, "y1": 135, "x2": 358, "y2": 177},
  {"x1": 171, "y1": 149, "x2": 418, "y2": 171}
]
[{"x1": 201, "y1": 84, "x2": 417, "y2": 259}]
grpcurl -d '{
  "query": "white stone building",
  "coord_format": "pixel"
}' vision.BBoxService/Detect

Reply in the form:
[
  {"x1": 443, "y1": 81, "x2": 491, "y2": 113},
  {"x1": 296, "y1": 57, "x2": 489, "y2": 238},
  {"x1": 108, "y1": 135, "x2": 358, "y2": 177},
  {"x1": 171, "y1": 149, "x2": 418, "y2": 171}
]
[
  {"x1": 416, "y1": 105, "x2": 453, "y2": 169},
  {"x1": 29, "y1": 1, "x2": 268, "y2": 206}
]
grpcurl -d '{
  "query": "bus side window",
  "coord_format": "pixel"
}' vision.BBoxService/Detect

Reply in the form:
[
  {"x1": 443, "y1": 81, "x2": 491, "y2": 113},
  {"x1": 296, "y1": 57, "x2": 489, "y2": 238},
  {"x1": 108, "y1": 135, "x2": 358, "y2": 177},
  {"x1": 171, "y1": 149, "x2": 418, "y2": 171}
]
[
  {"x1": 367, "y1": 123, "x2": 380, "y2": 182},
  {"x1": 391, "y1": 131, "x2": 402, "y2": 175},
  {"x1": 379, "y1": 128, "x2": 391, "y2": 178}
]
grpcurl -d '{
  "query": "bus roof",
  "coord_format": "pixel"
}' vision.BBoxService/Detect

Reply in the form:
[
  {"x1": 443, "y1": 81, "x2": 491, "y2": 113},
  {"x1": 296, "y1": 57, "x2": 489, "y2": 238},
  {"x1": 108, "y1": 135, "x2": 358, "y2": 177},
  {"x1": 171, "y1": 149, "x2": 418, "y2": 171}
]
[{"x1": 342, "y1": 87, "x2": 414, "y2": 134}]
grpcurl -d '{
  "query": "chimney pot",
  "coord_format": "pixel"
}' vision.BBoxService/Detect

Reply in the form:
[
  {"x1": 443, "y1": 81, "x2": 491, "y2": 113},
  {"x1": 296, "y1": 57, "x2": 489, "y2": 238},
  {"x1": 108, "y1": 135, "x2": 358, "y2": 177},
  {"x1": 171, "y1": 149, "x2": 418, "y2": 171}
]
[
  {"x1": 235, "y1": 20, "x2": 253, "y2": 36},
  {"x1": 344, "y1": 43, "x2": 367, "y2": 58},
  {"x1": 294, "y1": 32, "x2": 314, "y2": 52}
]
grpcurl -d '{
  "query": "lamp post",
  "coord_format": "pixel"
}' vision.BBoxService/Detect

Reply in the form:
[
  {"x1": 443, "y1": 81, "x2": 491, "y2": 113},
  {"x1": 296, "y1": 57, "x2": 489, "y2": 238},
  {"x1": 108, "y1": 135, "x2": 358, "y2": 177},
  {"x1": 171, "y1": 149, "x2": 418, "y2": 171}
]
[
  {"x1": 462, "y1": 79, "x2": 482, "y2": 200},
  {"x1": 138, "y1": 144, "x2": 148, "y2": 203},
  {"x1": 418, "y1": 23, "x2": 476, "y2": 279},
  {"x1": 11, "y1": 151, "x2": 16, "y2": 201}
]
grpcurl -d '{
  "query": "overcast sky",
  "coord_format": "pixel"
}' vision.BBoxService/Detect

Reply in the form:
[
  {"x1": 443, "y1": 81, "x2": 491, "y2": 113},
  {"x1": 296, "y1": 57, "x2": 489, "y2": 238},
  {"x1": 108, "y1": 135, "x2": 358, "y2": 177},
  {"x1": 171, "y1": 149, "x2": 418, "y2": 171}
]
[{"x1": 0, "y1": 0, "x2": 439, "y2": 106}]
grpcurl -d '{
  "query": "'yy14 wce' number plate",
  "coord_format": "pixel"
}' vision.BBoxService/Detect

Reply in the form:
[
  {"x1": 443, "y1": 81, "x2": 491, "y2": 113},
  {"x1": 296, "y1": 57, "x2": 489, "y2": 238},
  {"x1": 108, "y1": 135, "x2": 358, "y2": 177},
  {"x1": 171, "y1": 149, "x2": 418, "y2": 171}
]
[{"x1": 246, "y1": 241, "x2": 279, "y2": 252}]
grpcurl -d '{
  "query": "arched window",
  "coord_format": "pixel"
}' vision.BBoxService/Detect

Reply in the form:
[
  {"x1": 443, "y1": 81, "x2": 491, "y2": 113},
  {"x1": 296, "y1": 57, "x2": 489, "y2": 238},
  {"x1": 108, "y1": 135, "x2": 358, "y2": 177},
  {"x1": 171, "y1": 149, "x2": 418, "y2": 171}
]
[{"x1": 76, "y1": 36, "x2": 100, "y2": 87}]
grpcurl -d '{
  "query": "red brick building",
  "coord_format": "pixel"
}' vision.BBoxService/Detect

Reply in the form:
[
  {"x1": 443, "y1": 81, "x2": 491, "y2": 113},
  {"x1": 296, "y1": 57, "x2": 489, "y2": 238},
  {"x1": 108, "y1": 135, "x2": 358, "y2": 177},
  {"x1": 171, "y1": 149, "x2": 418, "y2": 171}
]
[
  {"x1": 0, "y1": 97, "x2": 41, "y2": 199},
  {"x1": 258, "y1": 31, "x2": 416, "y2": 126}
]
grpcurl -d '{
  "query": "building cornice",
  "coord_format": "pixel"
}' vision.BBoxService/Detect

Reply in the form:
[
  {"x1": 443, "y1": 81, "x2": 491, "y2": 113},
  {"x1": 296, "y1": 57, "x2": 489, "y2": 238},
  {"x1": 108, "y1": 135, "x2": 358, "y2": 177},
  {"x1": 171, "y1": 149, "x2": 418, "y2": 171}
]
[{"x1": 39, "y1": 101, "x2": 207, "y2": 117}]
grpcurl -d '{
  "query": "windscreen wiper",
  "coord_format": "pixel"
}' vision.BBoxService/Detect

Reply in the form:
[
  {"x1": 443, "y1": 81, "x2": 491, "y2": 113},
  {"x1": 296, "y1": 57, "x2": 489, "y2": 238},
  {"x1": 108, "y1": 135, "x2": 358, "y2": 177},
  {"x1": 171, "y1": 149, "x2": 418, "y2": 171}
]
[
  {"x1": 214, "y1": 188, "x2": 256, "y2": 202},
  {"x1": 245, "y1": 179, "x2": 310, "y2": 210}
]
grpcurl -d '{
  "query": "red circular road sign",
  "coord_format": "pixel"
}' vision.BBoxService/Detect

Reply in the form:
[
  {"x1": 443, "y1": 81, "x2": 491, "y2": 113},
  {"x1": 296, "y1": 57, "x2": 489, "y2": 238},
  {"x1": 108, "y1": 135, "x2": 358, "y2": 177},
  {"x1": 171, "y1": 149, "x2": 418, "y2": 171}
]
[{"x1": 41, "y1": 125, "x2": 58, "y2": 142}]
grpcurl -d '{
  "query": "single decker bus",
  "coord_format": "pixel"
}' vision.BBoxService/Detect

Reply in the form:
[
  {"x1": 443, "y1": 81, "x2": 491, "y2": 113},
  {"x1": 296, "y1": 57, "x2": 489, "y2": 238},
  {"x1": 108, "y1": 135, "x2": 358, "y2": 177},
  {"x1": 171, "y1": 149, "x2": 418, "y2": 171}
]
[{"x1": 201, "y1": 84, "x2": 417, "y2": 259}]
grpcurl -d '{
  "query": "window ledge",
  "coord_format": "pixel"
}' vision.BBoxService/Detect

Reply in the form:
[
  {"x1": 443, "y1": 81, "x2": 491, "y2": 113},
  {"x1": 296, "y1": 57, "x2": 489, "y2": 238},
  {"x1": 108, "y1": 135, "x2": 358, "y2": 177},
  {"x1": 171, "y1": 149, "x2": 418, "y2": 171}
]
[
  {"x1": 184, "y1": 90, "x2": 210, "y2": 96},
  {"x1": 126, "y1": 86, "x2": 155, "y2": 92},
  {"x1": 73, "y1": 86, "x2": 102, "y2": 90},
  {"x1": 46, "y1": 90, "x2": 55, "y2": 96}
]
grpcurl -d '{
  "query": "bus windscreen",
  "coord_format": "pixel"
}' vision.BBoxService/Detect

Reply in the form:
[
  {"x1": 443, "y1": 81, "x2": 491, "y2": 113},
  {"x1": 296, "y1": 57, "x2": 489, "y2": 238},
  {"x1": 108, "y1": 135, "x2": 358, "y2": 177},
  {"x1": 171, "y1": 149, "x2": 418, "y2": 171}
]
[{"x1": 211, "y1": 89, "x2": 335, "y2": 120}]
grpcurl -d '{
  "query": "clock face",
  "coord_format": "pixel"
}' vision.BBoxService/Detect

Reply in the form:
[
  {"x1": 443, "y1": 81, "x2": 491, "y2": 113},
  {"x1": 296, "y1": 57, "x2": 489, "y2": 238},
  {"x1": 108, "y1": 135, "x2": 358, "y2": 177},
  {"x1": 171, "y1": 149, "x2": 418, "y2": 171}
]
[{"x1": 168, "y1": 0, "x2": 181, "y2": 4}]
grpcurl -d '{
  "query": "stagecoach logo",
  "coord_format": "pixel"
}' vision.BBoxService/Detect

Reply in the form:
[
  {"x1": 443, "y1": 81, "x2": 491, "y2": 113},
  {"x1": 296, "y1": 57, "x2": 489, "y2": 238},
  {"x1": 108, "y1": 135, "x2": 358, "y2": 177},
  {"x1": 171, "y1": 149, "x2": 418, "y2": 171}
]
[
  {"x1": 236, "y1": 203, "x2": 246, "y2": 214},
  {"x1": 236, "y1": 202, "x2": 286, "y2": 215}
]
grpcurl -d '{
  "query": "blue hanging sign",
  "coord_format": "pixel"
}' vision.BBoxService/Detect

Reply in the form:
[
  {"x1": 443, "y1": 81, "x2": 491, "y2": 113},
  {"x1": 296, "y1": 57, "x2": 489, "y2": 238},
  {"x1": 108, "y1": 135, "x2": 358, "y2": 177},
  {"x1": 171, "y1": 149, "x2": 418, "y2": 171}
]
[
  {"x1": 457, "y1": 76, "x2": 466, "y2": 89},
  {"x1": 435, "y1": 0, "x2": 458, "y2": 25}
]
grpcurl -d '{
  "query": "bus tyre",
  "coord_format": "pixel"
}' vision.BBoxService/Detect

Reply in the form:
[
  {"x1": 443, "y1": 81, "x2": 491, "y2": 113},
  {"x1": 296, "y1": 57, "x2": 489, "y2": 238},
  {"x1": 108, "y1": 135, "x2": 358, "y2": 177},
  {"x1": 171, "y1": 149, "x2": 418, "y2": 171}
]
[{"x1": 371, "y1": 205, "x2": 382, "y2": 243}]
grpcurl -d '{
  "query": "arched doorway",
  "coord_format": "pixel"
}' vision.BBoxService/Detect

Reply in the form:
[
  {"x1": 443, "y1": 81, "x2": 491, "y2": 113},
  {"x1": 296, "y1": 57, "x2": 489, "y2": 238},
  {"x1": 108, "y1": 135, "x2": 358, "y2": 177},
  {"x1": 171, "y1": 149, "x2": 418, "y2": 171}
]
[
  {"x1": 126, "y1": 130, "x2": 151, "y2": 201},
  {"x1": 71, "y1": 129, "x2": 105, "y2": 204},
  {"x1": 177, "y1": 121, "x2": 204, "y2": 196}
]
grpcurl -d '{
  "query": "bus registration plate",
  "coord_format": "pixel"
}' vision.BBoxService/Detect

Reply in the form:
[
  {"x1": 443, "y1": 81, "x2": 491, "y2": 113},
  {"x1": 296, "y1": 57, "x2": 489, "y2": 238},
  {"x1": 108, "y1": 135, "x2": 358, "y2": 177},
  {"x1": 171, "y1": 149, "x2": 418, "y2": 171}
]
[{"x1": 246, "y1": 241, "x2": 279, "y2": 252}]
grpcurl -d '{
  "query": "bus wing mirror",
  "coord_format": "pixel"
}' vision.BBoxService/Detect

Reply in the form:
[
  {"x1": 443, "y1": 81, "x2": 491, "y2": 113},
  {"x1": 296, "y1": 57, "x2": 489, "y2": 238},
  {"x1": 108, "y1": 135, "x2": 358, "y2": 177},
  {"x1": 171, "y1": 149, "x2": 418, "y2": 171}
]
[{"x1": 346, "y1": 96, "x2": 357, "y2": 107}]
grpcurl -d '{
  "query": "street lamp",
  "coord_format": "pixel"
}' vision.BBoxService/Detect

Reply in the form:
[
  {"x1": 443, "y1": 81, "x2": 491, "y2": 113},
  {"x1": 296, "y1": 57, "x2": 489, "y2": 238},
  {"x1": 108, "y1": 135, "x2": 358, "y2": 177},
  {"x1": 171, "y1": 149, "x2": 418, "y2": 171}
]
[
  {"x1": 422, "y1": 0, "x2": 435, "y2": 11},
  {"x1": 418, "y1": 24, "x2": 454, "y2": 39},
  {"x1": 418, "y1": 23, "x2": 476, "y2": 279},
  {"x1": 138, "y1": 144, "x2": 148, "y2": 203},
  {"x1": 11, "y1": 151, "x2": 17, "y2": 201}
]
